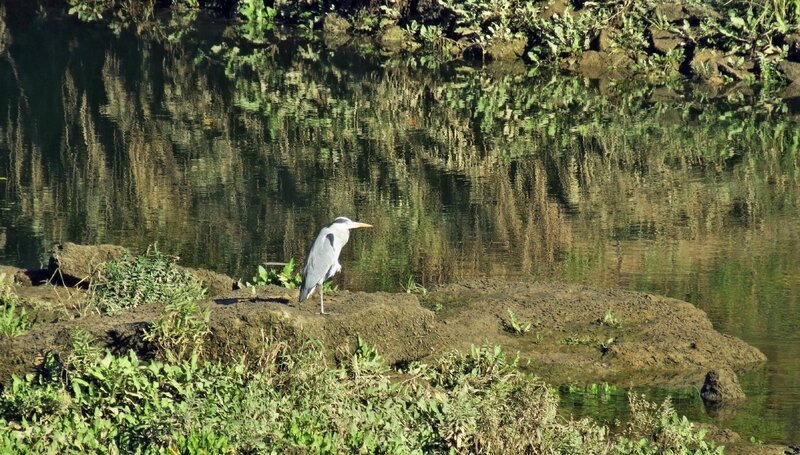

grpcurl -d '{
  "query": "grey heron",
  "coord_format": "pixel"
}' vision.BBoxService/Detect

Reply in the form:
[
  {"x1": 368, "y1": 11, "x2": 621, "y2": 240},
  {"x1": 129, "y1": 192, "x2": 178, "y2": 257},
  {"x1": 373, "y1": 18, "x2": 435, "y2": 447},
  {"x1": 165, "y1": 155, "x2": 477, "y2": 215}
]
[{"x1": 299, "y1": 217, "x2": 373, "y2": 314}]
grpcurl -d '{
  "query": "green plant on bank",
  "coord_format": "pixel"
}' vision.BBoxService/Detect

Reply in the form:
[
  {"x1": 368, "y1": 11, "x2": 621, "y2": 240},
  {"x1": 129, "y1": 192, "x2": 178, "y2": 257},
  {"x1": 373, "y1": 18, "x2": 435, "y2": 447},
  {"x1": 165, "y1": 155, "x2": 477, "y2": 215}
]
[
  {"x1": 503, "y1": 308, "x2": 533, "y2": 335},
  {"x1": 563, "y1": 335, "x2": 596, "y2": 346},
  {"x1": 143, "y1": 293, "x2": 211, "y2": 361},
  {"x1": 401, "y1": 275, "x2": 428, "y2": 295},
  {"x1": 598, "y1": 308, "x2": 623, "y2": 328},
  {"x1": 62, "y1": 0, "x2": 800, "y2": 87},
  {"x1": 0, "y1": 277, "x2": 31, "y2": 337},
  {"x1": 623, "y1": 394, "x2": 723, "y2": 454},
  {"x1": 66, "y1": 0, "x2": 107, "y2": 21},
  {"x1": 246, "y1": 259, "x2": 336, "y2": 294},
  {"x1": 90, "y1": 247, "x2": 206, "y2": 315},
  {"x1": 0, "y1": 336, "x2": 723, "y2": 454},
  {"x1": 237, "y1": 0, "x2": 276, "y2": 43},
  {"x1": 599, "y1": 337, "x2": 618, "y2": 355},
  {"x1": 66, "y1": 0, "x2": 156, "y2": 32},
  {"x1": 62, "y1": 328, "x2": 103, "y2": 378}
]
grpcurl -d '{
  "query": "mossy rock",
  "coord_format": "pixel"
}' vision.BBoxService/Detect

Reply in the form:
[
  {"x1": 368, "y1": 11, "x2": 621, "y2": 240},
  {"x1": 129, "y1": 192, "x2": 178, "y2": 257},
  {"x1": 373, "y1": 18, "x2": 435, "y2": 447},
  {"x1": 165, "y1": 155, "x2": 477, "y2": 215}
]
[
  {"x1": 378, "y1": 25, "x2": 419, "y2": 53},
  {"x1": 654, "y1": 3, "x2": 686, "y2": 22},
  {"x1": 576, "y1": 50, "x2": 632, "y2": 78},
  {"x1": 701, "y1": 369, "x2": 745, "y2": 403},
  {"x1": 322, "y1": 13, "x2": 351, "y2": 36},
  {"x1": 778, "y1": 59, "x2": 800, "y2": 82},
  {"x1": 486, "y1": 36, "x2": 527, "y2": 62},
  {"x1": 649, "y1": 28, "x2": 683, "y2": 54},
  {"x1": 177, "y1": 266, "x2": 239, "y2": 297}
]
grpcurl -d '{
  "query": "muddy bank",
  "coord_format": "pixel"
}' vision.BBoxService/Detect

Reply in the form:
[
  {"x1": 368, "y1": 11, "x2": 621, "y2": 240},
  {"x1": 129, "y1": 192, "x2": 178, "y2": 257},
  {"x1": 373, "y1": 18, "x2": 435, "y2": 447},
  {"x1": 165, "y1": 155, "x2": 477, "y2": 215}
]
[
  {"x1": 424, "y1": 280, "x2": 765, "y2": 388},
  {"x1": 0, "y1": 266, "x2": 764, "y2": 395}
]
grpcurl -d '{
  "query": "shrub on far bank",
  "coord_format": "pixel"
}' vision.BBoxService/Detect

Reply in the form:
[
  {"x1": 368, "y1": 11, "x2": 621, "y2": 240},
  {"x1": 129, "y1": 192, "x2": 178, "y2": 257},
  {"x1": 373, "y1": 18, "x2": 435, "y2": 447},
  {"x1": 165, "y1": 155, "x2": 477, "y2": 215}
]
[{"x1": 61, "y1": 0, "x2": 800, "y2": 87}]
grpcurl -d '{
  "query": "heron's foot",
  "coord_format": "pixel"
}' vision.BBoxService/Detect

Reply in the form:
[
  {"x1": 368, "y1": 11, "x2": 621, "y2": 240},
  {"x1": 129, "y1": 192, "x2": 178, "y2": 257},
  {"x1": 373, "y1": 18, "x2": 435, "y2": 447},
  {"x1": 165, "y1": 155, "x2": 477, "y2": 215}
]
[{"x1": 317, "y1": 310, "x2": 333, "y2": 316}]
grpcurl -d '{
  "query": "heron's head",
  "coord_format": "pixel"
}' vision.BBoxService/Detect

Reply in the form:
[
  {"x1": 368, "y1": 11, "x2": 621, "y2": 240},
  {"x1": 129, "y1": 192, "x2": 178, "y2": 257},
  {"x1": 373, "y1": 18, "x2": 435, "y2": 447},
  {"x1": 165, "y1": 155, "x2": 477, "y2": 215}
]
[{"x1": 332, "y1": 217, "x2": 373, "y2": 230}]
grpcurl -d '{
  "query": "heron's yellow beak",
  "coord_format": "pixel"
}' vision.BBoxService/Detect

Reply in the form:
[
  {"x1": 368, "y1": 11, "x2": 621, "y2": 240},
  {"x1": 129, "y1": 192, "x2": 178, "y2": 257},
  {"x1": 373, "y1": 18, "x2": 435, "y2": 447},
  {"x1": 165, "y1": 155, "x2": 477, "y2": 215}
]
[{"x1": 352, "y1": 222, "x2": 373, "y2": 229}]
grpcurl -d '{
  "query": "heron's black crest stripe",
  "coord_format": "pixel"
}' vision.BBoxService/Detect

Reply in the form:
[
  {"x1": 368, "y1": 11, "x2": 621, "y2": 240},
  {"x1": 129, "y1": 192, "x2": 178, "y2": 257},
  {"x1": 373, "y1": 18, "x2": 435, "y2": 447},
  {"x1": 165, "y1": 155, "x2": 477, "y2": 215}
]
[{"x1": 333, "y1": 217, "x2": 350, "y2": 224}]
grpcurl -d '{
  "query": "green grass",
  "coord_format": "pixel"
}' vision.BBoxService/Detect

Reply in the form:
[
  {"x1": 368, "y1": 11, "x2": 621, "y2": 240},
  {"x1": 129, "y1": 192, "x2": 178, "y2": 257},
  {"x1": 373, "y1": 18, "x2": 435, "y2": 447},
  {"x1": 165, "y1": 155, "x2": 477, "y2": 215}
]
[
  {"x1": 0, "y1": 331, "x2": 723, "y2": 454},
  {"x1": 0, "y1": 286, "x2": 32, "y2": 338},
  {"x1": 90, "y1": 247, "x2": 205, "y2": 314},
  {"x1": 402, "y1": 275, "x2": 428, "y2": 295}
]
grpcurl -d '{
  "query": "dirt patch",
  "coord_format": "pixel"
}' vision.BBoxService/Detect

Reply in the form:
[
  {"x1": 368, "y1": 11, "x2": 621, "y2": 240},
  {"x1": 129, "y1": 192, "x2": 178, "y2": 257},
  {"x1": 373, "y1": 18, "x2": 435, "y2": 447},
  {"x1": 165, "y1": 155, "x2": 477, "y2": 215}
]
[
  {"x1": 424, "y1": 280, "x2": 765, "y2": 388},
  {"x1": 0, "y1": 276, "x2": 764, "y2": 393},
  {"x1": 204, "y1": 286, "x2": 438, "y2": 366}
]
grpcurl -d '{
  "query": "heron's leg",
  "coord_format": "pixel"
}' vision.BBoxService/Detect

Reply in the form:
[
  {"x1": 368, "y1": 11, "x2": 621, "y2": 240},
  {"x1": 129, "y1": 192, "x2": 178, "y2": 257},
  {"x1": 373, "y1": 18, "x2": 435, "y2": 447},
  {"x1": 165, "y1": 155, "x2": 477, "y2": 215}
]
[{"x1": 319, "y1": 285, "x2": 330, "y2": 315}]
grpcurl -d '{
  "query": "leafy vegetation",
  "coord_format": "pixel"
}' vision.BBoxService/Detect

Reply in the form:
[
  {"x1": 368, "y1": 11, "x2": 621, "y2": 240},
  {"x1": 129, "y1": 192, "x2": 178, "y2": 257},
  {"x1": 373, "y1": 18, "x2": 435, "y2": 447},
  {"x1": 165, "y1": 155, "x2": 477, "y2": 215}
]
[
  {"x1": 60, "y1": 0, "x2": 800, "y2": 87},
  {"x1": 503, "y1": 308, "x2": 533, "y2": 335},
  {"x1": 0, "y1": 330, "x2": 723, "y2": 454},
  {"x1": 0, "y1": 289, "x2": 31, "y2": 338},
  {"x1": 250, "y1": 260, "x2": 302, "y2": 289},
  {"x1": 0, "y1": 275, "x2": 32, "y2": 338},
  {"x1": 246, "y1": 259, "x2": 336, "y2": 294},
  {"x1": 143, "y1": 294, "x2": 211, "y2": 362},
  {"x1": 402, "y1": 276, "x2": 428, "y2": 295},
  {"x1": 90, "y1": 247, "x2": 205, "y2": 315},
  {"x1": 238, "y1": 0, "x2": 276, "y2": 43},
  {"x1": 598, "y1": 308, "x2": 623, "y2": 328}
]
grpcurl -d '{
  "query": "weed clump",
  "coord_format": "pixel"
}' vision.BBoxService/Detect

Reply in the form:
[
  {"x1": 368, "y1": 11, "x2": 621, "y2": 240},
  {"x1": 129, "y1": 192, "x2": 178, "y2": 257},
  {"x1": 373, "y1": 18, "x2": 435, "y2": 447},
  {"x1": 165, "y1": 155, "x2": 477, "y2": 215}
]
[
  {"x1": 90, "y1": 247, "x2": 205, "y2": 314},
  {"x1": 503, "y1": 308, "x2": 533, "y2": 335},
  {"x1": 246, "y1": 258, "x2": 335, "y2": 294},
  {"x1": 143, "y1": 295, "x2": 211, "y2": 361},
  {"x1": 0, "y1": 294, "x2": 31, "y2": 338},
  {"x1": 0, "y1": 276, "x2": 32, "y2": 337}
]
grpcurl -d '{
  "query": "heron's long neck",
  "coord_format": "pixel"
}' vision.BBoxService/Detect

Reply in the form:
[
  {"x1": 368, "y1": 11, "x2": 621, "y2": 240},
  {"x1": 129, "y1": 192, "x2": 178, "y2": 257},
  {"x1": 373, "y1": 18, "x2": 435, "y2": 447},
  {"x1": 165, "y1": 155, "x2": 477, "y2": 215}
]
[{"x1": 338, "y1": 228, "x2": 350, "y2": 246}]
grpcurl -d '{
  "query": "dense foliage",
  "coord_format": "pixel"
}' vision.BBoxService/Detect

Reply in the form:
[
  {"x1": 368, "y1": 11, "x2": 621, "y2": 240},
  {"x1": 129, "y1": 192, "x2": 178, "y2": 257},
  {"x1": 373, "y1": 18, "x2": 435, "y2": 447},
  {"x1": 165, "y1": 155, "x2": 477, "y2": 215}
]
[
  {"x1": 61, "y1": 0, "x2": 800, "y2": 86},
  {"x1": 0, "y1": 332, "x2": 723, "y2": 454},
  {"x1": 90, "y1": 248, "x2": 206, "y2": 314},
  {"x1": 0, "y1": 253, "x2": 723, "y2": 453}
]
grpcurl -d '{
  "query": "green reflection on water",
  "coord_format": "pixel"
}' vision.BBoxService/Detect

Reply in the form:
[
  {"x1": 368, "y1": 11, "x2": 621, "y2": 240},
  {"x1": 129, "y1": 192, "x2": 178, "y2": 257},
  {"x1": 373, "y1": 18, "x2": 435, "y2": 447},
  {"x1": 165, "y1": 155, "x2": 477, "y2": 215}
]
[{"x1": 1, "y1": 7, "x2": 799, "y2": 443}]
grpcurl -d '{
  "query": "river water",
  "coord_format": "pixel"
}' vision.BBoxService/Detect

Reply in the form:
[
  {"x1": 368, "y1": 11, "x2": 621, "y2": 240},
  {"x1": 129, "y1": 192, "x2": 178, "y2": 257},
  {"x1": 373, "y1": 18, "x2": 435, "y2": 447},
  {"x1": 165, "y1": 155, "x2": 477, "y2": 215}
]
[{"x1": 1, "y1": 7, "x2": 798, "y2": 443}]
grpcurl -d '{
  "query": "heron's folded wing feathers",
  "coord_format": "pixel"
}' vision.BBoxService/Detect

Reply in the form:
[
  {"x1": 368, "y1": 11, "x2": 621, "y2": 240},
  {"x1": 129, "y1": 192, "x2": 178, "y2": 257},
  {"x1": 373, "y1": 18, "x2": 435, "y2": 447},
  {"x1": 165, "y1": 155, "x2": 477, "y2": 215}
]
[{"x1": 299, "y1": 230, "x2": 336, "y2": 301}]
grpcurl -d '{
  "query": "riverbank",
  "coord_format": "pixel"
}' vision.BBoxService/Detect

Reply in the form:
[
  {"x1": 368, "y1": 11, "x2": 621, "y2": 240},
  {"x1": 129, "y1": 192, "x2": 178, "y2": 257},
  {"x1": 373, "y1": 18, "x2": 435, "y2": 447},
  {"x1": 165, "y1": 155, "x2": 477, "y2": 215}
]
[
  {"x1": 0, "y1": 243, "x2": 766, "y2": 389},
  {"x1": 0, "y1": 243, "x2": 785, "y2": 452},
  {"x1": 45, "y1": 0, "x2": 800, "y2": 99}
]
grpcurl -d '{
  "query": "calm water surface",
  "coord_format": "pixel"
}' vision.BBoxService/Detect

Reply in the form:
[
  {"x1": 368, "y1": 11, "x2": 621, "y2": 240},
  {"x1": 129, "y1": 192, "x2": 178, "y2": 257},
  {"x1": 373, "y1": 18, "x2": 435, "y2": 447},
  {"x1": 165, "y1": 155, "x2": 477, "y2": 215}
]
[{"x1": 1, "y1": 8, "x2": 799, "y2": 442}]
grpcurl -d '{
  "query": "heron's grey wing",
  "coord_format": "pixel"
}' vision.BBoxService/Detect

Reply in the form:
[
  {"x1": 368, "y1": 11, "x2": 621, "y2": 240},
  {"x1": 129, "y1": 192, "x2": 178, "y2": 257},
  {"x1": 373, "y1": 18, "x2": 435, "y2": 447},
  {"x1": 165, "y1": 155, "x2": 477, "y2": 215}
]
[{"x1": 299, "y1": 230, "x2": 336, "y2": 302}]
